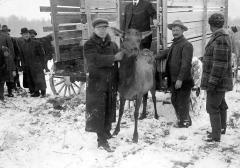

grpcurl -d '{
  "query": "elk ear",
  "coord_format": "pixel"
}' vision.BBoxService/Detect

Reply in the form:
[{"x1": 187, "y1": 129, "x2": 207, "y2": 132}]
[
  {"x1": 141, "y1": 31, "x2": 153, "y2": 39},
  {"x1": 110, "y1": 27, "x2": 124, "y2": 38}
]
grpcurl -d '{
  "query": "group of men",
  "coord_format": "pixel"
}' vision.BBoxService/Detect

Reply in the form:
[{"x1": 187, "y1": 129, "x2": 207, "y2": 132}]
[
  {"x1": 84, "y1": 0, "x2": 234, "y2": 152},
  {"x1": 0, "y1": 25, "x2": 50, "y2": 102}
]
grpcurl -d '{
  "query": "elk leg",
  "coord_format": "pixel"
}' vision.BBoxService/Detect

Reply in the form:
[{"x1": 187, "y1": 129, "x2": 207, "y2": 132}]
[
  {"x1": 139, "y1": 93, "x2": 148, "y2": 120},
  {"x1": 113, "y1": 96, "x2": 125, "y2": 136},
  {"x1": 151, "y1": 89, "x2": 159, "y2": 119},
  {"x1": 133, "y1": 96, "x2": 142, "y2": 143}
]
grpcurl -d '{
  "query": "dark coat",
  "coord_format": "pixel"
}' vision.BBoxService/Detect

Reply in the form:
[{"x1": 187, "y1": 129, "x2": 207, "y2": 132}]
[
  {"x1": 0, "y1": 31, "x2": 15, "y2": 59},
  {"x1": 201, "y1": 29, "x2": 233, "y2": 92},
  {"x1": 159, "y1": 36, "x2": 194, "y2": 88},
  {"x1": 121, "y1": 0, "x2": 156, "y2": 32},
  {"x1": 0, "y1": 49, "x2": 15, "y2": 82},
  {"x1": 0, "y1": 32, "x2": 16, "y2": 82},
  {"x1": 84, "y1": 33, "x2": 118, "y2": 133},
  {"x1": 18, "y1": 38, "x2": 46, "y2": 91}
]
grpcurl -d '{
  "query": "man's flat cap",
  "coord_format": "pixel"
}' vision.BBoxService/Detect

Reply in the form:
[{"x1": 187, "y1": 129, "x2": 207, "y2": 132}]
[{"x1": 92, "y1": 18, "x2": 109, "y2": 28}]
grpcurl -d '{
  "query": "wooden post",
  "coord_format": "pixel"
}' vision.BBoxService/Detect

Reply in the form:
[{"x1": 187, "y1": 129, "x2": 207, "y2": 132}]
[
  {"x1": 50, "y1": 0, "x2": 60, "y2": 62},
  {"x1": 156, "y1": 0, "x2": 160, "y2": 55},
  {"x1": 160, "y1": 0, "x2": 167, "y2": 73},
  {"x1": 161, "y1": 0, "x2": 167, "y2": 50},
  {"x1": 224, "y1": 0, "x2": 229, "y2": 28},
  {"x1": 85, "y1": 0, "x2": 93, "y2": 38},
  {"x1": 116, "y1": 0, "x2": 121, "y2": 47},
  {"x1": 202, "y1": 0, "x2": 208, "y2": 58}
]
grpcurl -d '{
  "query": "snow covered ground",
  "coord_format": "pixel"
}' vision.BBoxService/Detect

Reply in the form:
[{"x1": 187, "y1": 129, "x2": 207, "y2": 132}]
[{"x1": 0, "y1": 74, "x2": 240, "y2": 168}]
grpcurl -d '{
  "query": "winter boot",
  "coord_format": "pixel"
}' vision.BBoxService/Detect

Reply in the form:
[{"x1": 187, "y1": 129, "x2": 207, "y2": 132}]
[
  {"x1": 31, "y1": 91, "x2": 40, "y2": 97},
  {"x1": 40, "y1": 90, "x2": 46, "y2": 98}
]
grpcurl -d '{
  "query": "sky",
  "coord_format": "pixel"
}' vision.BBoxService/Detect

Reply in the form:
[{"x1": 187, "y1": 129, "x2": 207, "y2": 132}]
[{"x1": 0, "y1": 0, "x2": 239, "y2": 20}]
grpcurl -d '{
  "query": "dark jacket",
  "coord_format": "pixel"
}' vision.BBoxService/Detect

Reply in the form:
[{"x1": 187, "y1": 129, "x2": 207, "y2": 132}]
[
  {"x1": 84, "y1": 33, "x2": 119, "y2": 133},
  {"x1": 201, "y1": 28, "x2": 233, "y2": 92},
  {"x1": 158, "y1": 36, "x2": 194, "y2": 87},
  {"x1": 0, "y1": 31, "x2": 15, "y2": 60},
  {"x1": 0, "y1": 32, "x2": 16, "y2": 82},
  {"x1": 0, "y1": 49, "x2": 15, "y2": 82},
  {"x1": 121, "y1": 0, "x2": 156, "y2": 32},
  {"x1": 18, "y1": 38, "x2": 46, "y2": 90}
]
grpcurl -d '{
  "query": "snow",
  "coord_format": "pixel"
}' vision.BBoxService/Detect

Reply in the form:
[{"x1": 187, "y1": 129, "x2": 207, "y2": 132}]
[{"x1": 0, "y1": 74, "x2": 240, "y2": 168}]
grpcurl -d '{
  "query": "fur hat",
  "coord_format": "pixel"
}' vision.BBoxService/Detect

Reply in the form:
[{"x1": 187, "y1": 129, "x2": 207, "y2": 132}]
[{"x1": 167, "y1": 20, "x2": 188, "y2": 31}]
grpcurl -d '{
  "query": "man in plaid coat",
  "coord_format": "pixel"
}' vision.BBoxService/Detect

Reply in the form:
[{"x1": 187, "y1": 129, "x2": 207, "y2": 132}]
[{"x1": 201, "y1": 13, "x2": 233, "y2": 142}]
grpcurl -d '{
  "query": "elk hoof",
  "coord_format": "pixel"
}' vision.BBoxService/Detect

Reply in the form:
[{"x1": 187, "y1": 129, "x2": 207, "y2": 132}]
[
  {"x1": 139, "y1": 114, "x2": 147, "y2": 120},
  {"x1": 154, "y1": 115, "x2": 159, "y2": 120},
  {"x1": 132, "y1": 134, "x2": 138, "y2": 143},
  {"x1": 112, "y1": 129, "x2": 120, "y2": 136}
]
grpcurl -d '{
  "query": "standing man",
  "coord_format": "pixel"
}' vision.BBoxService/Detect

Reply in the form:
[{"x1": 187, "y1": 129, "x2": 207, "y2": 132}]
[
  {"x1": 29, "y1": 29, "x2": 52, "y2": 72},
  {"x1": 84, "y1": 18, "x2": 123, "y2": 152},
  {"x1": 201, "y1": 13, "x2": 233, "y2": 142},
  {"x1": 121, "y1": 0, "x2": 157, "y2": 119},
  {"x1": 0, "y1": 25, "x2": 16, "y2": 97},
  {"x1": 18, "y1": 28, "x2": 47, "y2": 97},
  {"x1": 157, "y1": 20, "x2": 194, "y2": 128},
  {"x1": 0, "y1": 47, "x2": 16, "y2": 102}
]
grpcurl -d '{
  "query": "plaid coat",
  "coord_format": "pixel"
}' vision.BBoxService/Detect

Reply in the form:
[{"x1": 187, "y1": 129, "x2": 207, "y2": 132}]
[{"x1": 201, "y1": 28, "x2": 233, "y2": 91}]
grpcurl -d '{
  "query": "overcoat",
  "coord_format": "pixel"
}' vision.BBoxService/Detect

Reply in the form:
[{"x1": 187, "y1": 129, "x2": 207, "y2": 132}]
[
  {"x1": 0, "y1": 32, "x2": 16, "y2": 82},
  {"x1": 0, "y1": 49, "x2": 15, "y2": 82},
  {"x1": 18, "y1": 38, "x2": 46, "y2": 91},
  {"x1": 84, "y1": 33, "x2": 118, "y2": 133}
]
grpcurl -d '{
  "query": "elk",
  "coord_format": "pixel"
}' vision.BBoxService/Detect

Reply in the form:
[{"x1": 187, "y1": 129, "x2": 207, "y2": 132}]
[{"x1": 111, "y1": 28, "x2": 158, "y2": 143}]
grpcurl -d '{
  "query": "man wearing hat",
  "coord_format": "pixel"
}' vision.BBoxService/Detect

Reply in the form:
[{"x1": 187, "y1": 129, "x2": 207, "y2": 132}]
[
  {"x1": 0, "y1": 24, "x2": 16, "y2": 97},
  {"x1": 157, "y1": 20, "x2": 194, "y2": 128},
  {"x1": 84, "y1": 18, "x2": 123, "y2": 152},
  {"x1": 1, "y1": 25, "x2": 11, "y2": 35},
  {"x1": 28, "y1": 29, "x2": 51, "y2": 72},
  {"x1": 18, "y1": 27, "x2": 47, "y2": 98},
  {"x1": 201, "y1": 13, "x2": 232, "y2": 142},
  {"x1": 29, "y1": 29, "x2": 37, "y2": 39}
]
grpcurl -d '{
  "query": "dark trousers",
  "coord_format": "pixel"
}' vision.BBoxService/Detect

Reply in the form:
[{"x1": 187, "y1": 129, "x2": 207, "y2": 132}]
[
  {"x1": 171, "y1": 86, "x2": 192, "y2": 123},
  {"x1": 14, "y1": 69, "x2": 21, "y2": 88},
  {"x1": 96, "y1": 91, "x2": 112, "y2": 142},
  {"x1": 6, "y1": 81, "x2": 14, "y2": 94},
  {"x1": 206, "y1": 91, "x2": 228, "y2": 140},
  {"x1": 0, "y1": 81, "x2": 4, "y2": 100}
]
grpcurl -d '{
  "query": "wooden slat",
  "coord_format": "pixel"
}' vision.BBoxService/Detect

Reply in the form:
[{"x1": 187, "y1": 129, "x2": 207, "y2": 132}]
[
  {"x1": 55, "y1": 0, "x2": 80, "y2": 7},
  {"x1": 85, "y1": 0, "x2": 117, "y2": 9},
  {"x1": 56, "y1": 0, "x2": 116, "y2": 8},
  {"x1": 56, "y1": 13, "x2": 117, "y2": 24},
  {"x1": 207, "y1": 0, "x2": 225, "y2": 7},
  {"x1": 43, "y1": 25, "x2": 77, "y2": 32},
  {"x1": 167, "y1": 0, "x2": 204, "y2": 7},
  {"x1": 40, "y1": 6, "x2": 117, "y2": 13},
  {"x1": 58, "y1": 30, "x2": 82, "y2": 40},
  {"x1": 59, "y1": 38, "x2": 81, "y2": 45},
  {"x1": 43, "y1": 24, "x2": 88, "y2": 32},
  {"x1": 168, "y1": 11, "x2": 203, "y2": 23},
  {"x1": 56, "y1": 14, "x2": 87, "y2": 24}
]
